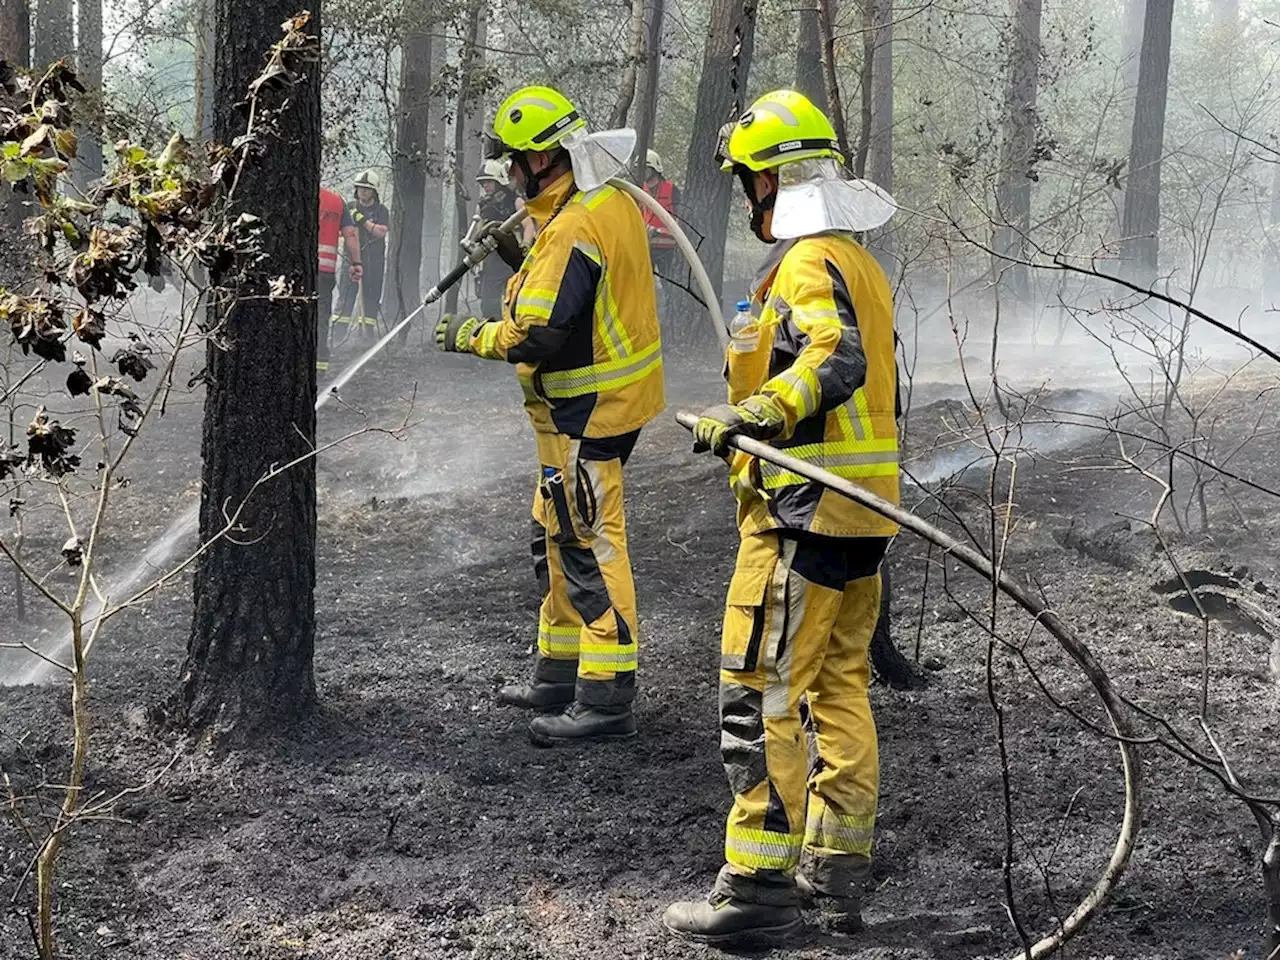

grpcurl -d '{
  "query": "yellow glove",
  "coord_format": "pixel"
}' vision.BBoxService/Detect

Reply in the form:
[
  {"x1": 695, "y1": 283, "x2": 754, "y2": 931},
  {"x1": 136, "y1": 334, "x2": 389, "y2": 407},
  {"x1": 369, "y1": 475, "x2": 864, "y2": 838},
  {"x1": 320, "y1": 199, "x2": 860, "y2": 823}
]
[
  {"x1": 692, "y1": 395, "x2": 786, "y2": 457},
  {"x1": 435, "y1": 314, "x2": 482, "y2": 353}
]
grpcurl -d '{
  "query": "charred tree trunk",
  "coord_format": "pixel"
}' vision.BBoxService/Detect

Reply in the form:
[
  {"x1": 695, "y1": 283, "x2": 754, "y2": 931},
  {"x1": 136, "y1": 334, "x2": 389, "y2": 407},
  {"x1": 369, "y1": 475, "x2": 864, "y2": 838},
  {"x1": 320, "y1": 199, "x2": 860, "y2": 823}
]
[
  {"x1": 421, "y1": 33, "x2": 445, "y2": 285},
  {"x1": 994, "y1": 0, "x2": 1042, "y2": 300},
  {"x1": 1121, "y1": 0, "x2": 1174, "y2": 284},
  {"x1": 795, "y1": 2, "x2": 829, "y2": 113},
  {"x1": 0, "y1": 0, "x2": 31, "y2": 273},
  {"x1": 444, "y1": 1, "x2": 484, "y2": 315},
  {"x1": 180, "y1": 2, "x2": 321, "y2": 744},
  {"x1": 610, "y1": 0, "x2": 647, "y2": 128},
  {"x1": 631, "y1": 0, "x2": 665, "y2": 183},
  {"x1": 33, "y1": 0, "x2": 72, "y2": 67},
  {"x1": 682, "y1": 0, "x2": 757, "y2": 309},
  {"x1": 74, "y1": 0, "x2": 103, "y2": 191},
  {"x1": 388, "y1": 8, "x2": 432, "y2": 324},
  {"x1": 0, "y1": 0, "x2": 30, "y2": 66}
]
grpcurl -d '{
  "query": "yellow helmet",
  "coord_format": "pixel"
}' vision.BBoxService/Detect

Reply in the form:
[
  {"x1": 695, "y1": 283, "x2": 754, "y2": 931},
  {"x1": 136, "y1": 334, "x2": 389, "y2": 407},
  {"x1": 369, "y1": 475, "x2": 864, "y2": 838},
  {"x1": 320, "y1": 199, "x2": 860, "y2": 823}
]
[
  {"x1": 486, "y1": 85, "x2": 586, "y2": 158},
  {"x1": 717, "y1": 89, "x2": 843, "y2": 172}
]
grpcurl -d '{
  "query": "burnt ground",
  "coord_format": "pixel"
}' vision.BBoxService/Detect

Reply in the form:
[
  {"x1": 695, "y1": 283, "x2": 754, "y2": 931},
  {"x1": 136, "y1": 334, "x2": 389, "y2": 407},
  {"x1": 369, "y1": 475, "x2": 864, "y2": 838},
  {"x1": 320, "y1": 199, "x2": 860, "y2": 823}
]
[{"x1": 1, "y1": 338, "x2": 1279, "y2": 960}]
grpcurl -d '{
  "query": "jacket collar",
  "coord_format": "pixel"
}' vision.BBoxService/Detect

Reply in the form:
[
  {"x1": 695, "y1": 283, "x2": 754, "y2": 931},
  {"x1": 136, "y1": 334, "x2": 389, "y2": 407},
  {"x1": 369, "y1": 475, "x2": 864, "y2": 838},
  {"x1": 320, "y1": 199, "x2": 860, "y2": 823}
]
[
  {"x1": 752, "y1": 238, "x2": 799, "y2": 302},
  {"x1": 525, "y1": 171, "x2": 578, "y2": 228}
]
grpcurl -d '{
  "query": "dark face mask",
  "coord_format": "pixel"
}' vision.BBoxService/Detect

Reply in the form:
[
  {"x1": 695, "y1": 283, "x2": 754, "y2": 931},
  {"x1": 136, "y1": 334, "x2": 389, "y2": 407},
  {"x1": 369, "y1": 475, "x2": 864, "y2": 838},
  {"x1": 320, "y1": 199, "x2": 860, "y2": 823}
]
[{"x1": 736, "y1": 166, "x2": 777, "y2": 244}]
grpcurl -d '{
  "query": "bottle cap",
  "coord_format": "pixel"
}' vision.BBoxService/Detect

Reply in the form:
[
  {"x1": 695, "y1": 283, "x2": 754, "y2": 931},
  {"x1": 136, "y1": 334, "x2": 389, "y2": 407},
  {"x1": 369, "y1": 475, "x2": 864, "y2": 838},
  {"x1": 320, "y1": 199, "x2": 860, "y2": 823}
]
[{"x1": 735, "y1": 300, "x2": 751, "y2": 312}]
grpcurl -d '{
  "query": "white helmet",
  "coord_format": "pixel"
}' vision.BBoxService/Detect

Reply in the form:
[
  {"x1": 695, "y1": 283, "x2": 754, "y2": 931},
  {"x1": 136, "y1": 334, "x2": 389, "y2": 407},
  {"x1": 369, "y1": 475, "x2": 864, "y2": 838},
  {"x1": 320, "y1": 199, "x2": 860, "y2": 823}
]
[
  {"x1": 646, "y1": 149, "x2": 663, "y2": 176},
  {"x1": 477, "y1": 157, "x2": 511, "y2": 187}
]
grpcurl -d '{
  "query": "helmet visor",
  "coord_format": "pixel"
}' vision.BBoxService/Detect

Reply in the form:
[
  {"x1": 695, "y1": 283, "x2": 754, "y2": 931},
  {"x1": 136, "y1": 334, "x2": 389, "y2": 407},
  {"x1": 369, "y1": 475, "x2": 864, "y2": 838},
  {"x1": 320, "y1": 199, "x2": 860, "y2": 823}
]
[{"x1": 483, "y1": 133, "x2": 510, "y2": 161}]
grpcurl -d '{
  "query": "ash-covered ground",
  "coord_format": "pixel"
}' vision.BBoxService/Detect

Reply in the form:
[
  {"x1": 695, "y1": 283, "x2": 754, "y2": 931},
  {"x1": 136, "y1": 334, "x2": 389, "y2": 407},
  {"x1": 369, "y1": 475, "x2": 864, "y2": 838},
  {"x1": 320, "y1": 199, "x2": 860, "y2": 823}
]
[{"x1": 1, "y1": 329, "x2": 1278, "y2": 959}]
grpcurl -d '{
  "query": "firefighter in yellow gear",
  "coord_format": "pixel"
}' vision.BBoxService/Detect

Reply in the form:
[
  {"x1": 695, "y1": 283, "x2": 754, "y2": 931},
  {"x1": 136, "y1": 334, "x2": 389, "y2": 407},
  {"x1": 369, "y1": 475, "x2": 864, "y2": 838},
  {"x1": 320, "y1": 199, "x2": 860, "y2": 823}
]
[
  {"x1": 664, "y1": 89, "x2": 900, "y2": 944},
  {"x1": 435, "y1": 85, "x2": 664, "y2": 746}
]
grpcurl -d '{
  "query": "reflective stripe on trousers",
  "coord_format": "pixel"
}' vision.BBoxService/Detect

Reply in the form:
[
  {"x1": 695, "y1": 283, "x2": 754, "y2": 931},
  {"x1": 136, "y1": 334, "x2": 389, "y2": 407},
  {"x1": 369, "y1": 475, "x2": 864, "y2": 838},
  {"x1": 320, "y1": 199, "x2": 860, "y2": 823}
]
[
  {"x1": 719, "y1": 532, "x2": 882, "y2": 877},
  {"x1": 529, "y1": 433, "x2": 639, "y2": 707}
]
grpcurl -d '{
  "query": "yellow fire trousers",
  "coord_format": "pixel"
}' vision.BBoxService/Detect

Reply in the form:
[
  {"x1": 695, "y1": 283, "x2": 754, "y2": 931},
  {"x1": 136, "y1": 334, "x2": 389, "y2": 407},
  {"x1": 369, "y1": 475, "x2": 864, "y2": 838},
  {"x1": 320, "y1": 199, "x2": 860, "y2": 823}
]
[
  {"x1": 530, "y1": 431, "x2": 640, "y2": 707},
  {"x1": 718, "y1": 531, "x2": 886, "y2": 899}
]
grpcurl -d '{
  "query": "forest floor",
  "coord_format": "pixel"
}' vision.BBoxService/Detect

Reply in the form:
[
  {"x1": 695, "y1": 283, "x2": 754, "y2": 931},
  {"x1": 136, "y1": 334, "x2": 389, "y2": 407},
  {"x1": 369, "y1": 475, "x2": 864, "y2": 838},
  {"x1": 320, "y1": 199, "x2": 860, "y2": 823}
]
[{"x1": 1, "y1": 330, "x2": 1278, "y2": 960}]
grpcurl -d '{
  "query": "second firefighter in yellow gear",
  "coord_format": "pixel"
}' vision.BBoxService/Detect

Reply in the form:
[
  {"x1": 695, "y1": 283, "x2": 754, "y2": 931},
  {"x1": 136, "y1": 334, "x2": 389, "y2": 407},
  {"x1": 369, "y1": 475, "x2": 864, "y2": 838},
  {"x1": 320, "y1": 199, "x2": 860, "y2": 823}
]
[
  {"x1": 435, "y1": 85, "x2": 664, "y2": 746},
  {"x1": 665, "y1": 88, "x2": 900, "y2": 944}
]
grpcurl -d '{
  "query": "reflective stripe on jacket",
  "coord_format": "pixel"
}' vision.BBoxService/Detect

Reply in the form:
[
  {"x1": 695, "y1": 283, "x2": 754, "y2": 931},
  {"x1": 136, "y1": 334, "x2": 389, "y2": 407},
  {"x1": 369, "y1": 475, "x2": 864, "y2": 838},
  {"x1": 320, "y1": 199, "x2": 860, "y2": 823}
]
[
  {"x1": 470, "y1": 172, "x2": 665, "y2": 439},
  {"x1": 727, "y1": 232, "x2": 899, "y2": 539}
]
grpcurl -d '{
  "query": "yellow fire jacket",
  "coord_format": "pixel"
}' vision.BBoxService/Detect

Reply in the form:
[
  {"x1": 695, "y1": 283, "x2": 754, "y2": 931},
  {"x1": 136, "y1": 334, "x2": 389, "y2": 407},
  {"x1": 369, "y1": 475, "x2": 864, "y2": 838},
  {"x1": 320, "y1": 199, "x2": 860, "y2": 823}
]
[
  {"x1": 726, "y1": 232, "x2": 900, "y2": 539},
  {"x1": 466, "y1": 172, "x2": 665, "y2": 440}
]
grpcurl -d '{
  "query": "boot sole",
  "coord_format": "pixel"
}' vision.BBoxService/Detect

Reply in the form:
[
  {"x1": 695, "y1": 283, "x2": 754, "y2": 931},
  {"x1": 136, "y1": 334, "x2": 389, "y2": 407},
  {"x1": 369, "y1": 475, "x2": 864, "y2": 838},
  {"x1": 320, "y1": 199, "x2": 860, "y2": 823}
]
[
  {"x1": 662, "y1": 916, "x2": 803, "y2": 945},
  {"x1": 497, "y1": 699, "x2": 574, "y2": 713},
  {"x1": 527, "y1": 727, "x2": 638, "y2": 747}
]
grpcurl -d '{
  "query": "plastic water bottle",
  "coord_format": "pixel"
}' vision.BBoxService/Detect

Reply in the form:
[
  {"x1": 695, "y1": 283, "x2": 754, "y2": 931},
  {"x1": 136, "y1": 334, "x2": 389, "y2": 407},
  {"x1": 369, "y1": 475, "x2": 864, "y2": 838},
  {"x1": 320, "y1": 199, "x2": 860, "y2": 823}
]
[{"x1": 729, "y1": 299, "x2": 757, "y2": 351}]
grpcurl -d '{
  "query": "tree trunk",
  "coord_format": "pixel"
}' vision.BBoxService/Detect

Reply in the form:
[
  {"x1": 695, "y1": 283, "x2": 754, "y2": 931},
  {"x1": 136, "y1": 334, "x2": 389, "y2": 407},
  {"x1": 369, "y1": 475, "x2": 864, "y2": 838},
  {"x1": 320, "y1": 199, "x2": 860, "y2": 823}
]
[
  {"x1": 388, "y1": 6, "x2": 432, "y2": 323},
  {"x1": 180, "y1": 0, "x2": 321, "y2": 744},
  {"x1": 865, "y1": 0, "x2": 895, "y2": 261},
  {"x1": 867, "y1": 0, "x2": 893, "y2": 191},
  {"x1": 795, "y1": 2, "x2": 829, "y2": 113},
  {"x1": 421, "y1": 33, "x2": 445, "y2": 286},
  {"x1": 0, "y1": 0, "x2": 31, "y2": 277},
  {"x1": 1121, "y1": 0, "x2": 1174, "y2": 284},
  {"x1": 444, "y1": 1, "x2": 485, "y2": 315},
  {"x1": 73, "y1": 0, "x2": 103, "y2": 191},
  {"x1": 994, "y1": 0, "x2": 1042, "y2": 299},
  {"x1": 193, "y1": 0, "x2": 216, "y2": 140},
  {"x1": 33, "y1": 0, "x2": 72, "y2": 67},
  {"x1": 1266, "y1": 155, "x2": 1280, "y2": 308},
  {"x1": 1121, "y1": 0, "x2": 1146, "y2": 91},
  {"x1": 817, "y1": 0, "x2": 852, "y2": 163},
  {"x1": 681, "y1": 0, "x2": 757, "y2": 311},
  {"x1": 631, "y1": 0, "x2": 665, "y2": 182},
  {"x1": 610, "y1": 0, "x2": 647, "y2": 129},
  {"x1": 0, "y1": 0, "x2": 30, "y2": 65}
]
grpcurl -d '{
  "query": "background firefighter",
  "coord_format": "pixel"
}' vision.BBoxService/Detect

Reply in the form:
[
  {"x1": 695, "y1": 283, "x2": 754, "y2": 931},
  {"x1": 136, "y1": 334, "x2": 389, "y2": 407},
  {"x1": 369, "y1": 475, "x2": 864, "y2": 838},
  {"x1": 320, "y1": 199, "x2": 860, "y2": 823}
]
[
  {"x1": 435, "y1": 85, "x2": 665, "y2": 747},
  {"x1": 641, "y1": 149, "x2": 682, "y2": 339},
  {"x1": 474, "y1": 158, "x2": 530, "y2": 319},
  {"x1": 334, "y1": 169, "x2": 390, "y2": 338},
  {"x1": 317, "y1": 186, "x2": 362, "y2": 373},
  {"x1": 665, "y1": 90, "x2": 900, "y2": 944}
]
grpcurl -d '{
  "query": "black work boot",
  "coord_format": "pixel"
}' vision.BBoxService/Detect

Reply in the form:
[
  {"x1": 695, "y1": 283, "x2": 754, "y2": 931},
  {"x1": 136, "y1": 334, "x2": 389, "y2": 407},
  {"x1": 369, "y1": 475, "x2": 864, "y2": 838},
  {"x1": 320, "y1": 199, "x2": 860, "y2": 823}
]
[
  {"x1": 797, "y1": 852, "x2": 871, "y2": 933},
  {"x1": 496, "y1": 680, "x2": 575, "y2": 712},
  {"x1": 664, "y1": 867, "x2": 802, "y2": 944},
  {"x1": 797, "y1": 871, "x2": 864, "y2": 933},
  {"x1": 527, "y1": 702, "x2": 637, "y2": 746}
]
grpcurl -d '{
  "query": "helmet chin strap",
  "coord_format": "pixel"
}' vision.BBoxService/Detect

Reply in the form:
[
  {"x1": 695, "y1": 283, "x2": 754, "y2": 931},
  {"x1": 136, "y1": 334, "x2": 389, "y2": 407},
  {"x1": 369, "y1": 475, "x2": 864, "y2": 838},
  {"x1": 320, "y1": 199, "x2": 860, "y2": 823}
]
[
  {"x1": 736, "y1": 166, "x2": 778, "y2": 244},
  {"x1": 514, "y1": 149, "x2": 567, "y2": 200}
]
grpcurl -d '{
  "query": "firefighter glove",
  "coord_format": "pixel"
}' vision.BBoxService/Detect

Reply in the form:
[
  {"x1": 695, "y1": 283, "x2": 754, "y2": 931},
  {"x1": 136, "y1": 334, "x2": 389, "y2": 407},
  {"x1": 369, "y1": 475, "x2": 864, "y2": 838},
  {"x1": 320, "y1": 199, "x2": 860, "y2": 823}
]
[
  {"x1": 693, "y1": 396, "x2": 786, "y2": 457},
  {"x1": 479, "y1": 220, "x2": 526, "y2": 270},
  {"x1": 435, "y1": 314, "x2": 482, "y2": 353}
]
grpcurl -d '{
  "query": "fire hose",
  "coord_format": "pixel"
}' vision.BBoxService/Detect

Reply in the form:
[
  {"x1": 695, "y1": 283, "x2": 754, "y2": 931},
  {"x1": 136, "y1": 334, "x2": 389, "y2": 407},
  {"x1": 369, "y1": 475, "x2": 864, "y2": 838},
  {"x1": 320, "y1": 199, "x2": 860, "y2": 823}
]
[
  {"x1": 674, "y1": 410, "x2": 1141, "y2": 959},
  {"x1": 318, "y1": 178, "x2": 729, "y2": 411}
]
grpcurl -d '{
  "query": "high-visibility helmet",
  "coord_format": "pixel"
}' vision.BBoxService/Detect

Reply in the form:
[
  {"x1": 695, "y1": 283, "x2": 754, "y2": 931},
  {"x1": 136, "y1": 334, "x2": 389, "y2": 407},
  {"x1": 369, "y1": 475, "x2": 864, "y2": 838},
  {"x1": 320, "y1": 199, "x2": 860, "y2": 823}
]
[
  {"x1": 716, "y1": 89, "x2": 843, "y2": 173},
  {"x1": 485, "y1": 85, "x2": 586, "y2": 159},
  {"x1": 477, "y1": 157, "x2": 511, "y2": 187},
  {"x1": 353, "y1": 169, "x2": 380, "y2": 190},
  {"x1": 646, "y1": 149, "x2": 663, "y2": 176}
]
